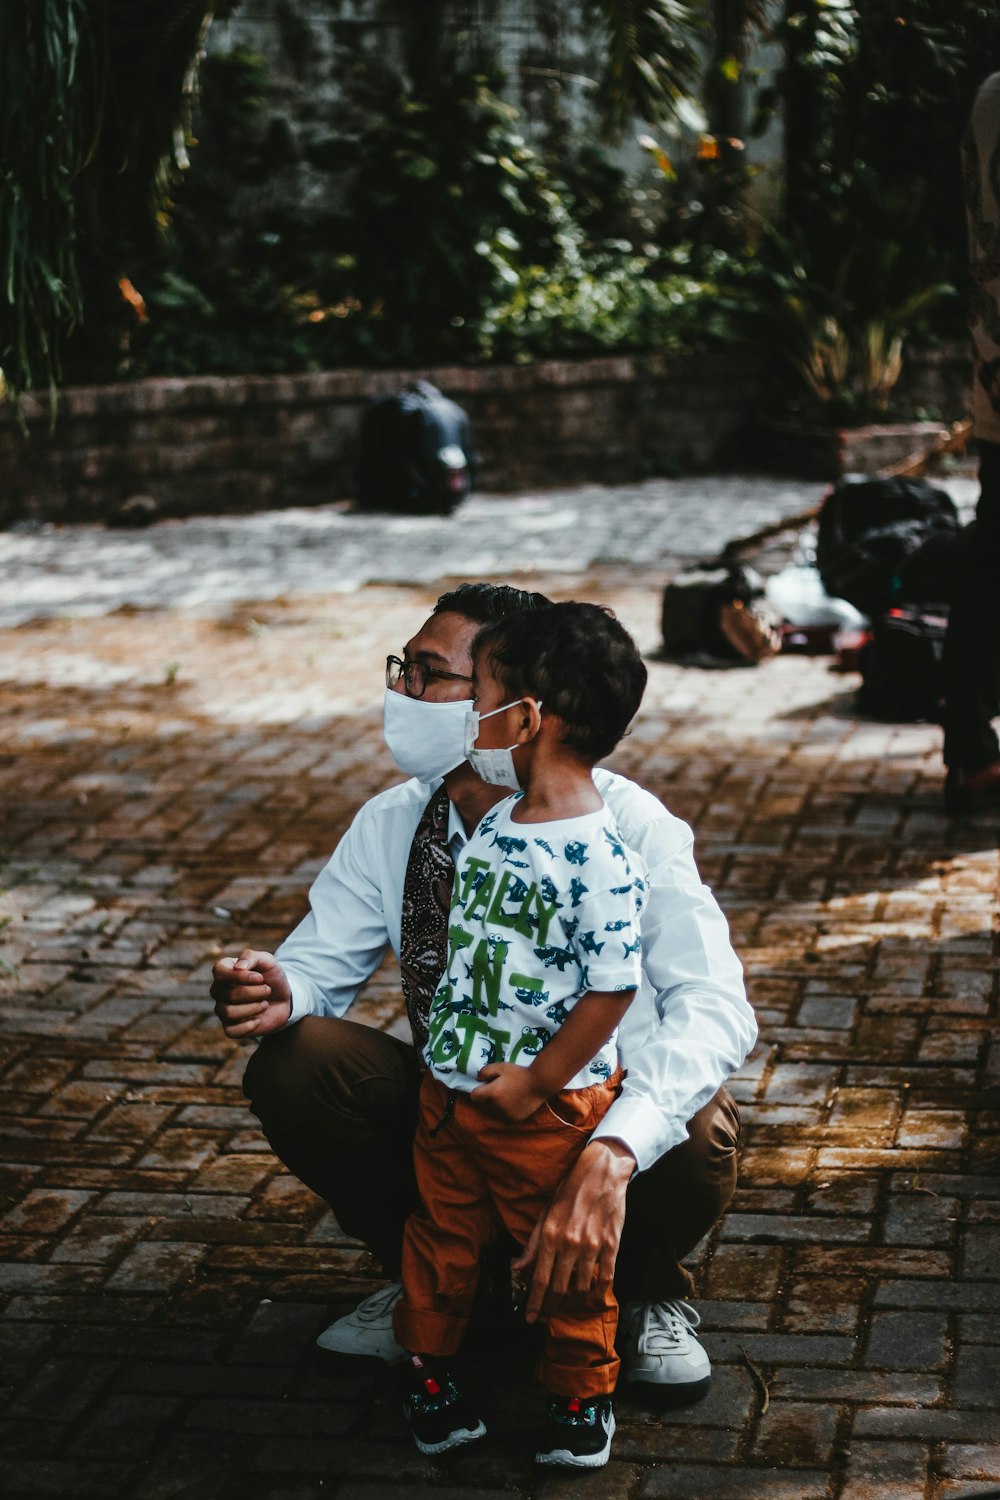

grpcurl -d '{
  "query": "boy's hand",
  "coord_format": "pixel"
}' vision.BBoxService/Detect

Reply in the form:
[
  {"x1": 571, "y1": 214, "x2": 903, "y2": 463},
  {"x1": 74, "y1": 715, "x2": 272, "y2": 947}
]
[{"x1": 473, "y1": 1062, "x2": 546, "y2": 1123}]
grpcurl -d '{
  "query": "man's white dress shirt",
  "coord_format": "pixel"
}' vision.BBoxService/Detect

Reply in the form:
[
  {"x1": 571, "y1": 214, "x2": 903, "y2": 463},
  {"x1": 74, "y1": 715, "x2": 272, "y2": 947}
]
[{"x1": 275, "y1": 768, "x2": 755, "y2": 1174}]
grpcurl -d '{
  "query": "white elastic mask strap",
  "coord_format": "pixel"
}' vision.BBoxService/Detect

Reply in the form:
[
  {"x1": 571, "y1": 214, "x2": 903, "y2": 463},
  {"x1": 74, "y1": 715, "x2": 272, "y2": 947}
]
[{"x1": 465, "y1": 697, "x2": 542, "y2": 755}]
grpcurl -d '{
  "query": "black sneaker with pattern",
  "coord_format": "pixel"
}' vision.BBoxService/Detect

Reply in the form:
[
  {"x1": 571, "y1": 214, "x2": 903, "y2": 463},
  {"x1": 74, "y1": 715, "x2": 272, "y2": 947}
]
[
  {"x1": 401, "y1": 1353, "x2": 487, "y2": 1455},
  {"x1": 535, "y1": 1393, "x2": 615, "y2": 1468}
]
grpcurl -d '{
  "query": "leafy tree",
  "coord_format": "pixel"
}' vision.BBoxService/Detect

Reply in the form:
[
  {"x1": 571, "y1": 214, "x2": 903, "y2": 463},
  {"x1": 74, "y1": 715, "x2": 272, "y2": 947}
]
[
  {"x1": 590, "y1": 0, "x2": 703, "y2": 137},
  {"x1": 126, "y1": 46, "x2": 317, "y2": 377},
  {"x1": 2, "y1": 0, "x2": 93, "y2": 400},
  {"x1": 699, "y1": 1, "x2": 770, "y2": 240},
  {"x1": 2, "y1": 0, "x2": 728, "y2": 396},
  {"x1": 771, "y1": 1, "x2": 1000, "y2": 329},
  {"x1": 1, "y1": 1, "x2": 217, "y2": 400},
  {"x1": 727, "y1": 1, "x2": 1000, "y2": 423}
]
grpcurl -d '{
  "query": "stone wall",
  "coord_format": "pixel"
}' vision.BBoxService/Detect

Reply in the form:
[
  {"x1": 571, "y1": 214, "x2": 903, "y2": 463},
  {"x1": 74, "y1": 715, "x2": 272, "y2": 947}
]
[
  {"x1": 0, "y1": 345, "x2": 971, "y2": 527},
  {"x1": 0, "y1": 354, "x2": 751, "y2": 526}
]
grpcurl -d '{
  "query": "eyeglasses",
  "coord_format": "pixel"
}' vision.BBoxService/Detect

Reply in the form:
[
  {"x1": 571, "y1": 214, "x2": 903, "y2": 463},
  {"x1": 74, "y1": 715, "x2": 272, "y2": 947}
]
[{"x1": 385, "y1": 655, "x2": 473, "y2": 699}]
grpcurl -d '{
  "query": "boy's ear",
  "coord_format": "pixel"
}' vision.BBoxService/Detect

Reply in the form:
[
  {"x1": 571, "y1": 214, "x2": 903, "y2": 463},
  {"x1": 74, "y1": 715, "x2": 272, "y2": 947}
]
[{"x1": 513, "y1": 698, "x2": 544, "y2": 745}]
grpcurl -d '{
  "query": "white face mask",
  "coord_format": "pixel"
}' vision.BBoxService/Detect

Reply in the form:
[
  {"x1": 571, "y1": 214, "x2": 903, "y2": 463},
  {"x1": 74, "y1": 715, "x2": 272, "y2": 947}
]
[
  {"x1": 383, "y1": 687, "x2": 474, "y2": 783},
  {"x1": 464, "y1": 699, "x2": 542, "y2": 789}
]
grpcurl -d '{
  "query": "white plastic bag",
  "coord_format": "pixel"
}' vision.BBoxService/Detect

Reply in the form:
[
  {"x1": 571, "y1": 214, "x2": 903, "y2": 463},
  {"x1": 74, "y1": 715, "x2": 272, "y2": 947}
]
[{"x1": 765, "y1": 564, "x2": 868, "y2": 630}]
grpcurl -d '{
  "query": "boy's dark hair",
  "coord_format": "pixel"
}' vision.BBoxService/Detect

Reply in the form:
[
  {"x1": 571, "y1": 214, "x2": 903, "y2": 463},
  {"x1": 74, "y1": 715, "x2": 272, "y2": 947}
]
[
  {"x1": 434, "y1": 582, "x2": 552, "y2": 624},
  {"x1": 474, "y1": 601, "x2": 647, "y2": 762}
]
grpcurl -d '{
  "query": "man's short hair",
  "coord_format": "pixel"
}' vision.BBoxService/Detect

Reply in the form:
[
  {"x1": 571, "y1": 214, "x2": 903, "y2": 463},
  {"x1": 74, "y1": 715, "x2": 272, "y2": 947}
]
[
  {"x1": 433, "y1": 582, "x2": 552, "y2": 624},
  {"x1": 474, "y1": 601, "x2": 647, "y2": 762}
]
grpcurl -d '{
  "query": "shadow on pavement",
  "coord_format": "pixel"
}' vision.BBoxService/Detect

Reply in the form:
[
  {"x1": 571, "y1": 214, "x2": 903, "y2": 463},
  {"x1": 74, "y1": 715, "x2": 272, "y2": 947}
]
[{"x1": 1, "y1": 592, "x2": 998, "y2": 1498}]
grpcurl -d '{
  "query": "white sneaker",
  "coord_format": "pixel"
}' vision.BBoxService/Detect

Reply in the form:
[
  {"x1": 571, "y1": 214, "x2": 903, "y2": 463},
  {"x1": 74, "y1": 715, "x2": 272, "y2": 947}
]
[
  {"x1": 618, "y1": 1299, "x2": 712, "y2": 1405},
  {"x1": 315, "y1": 1280, "x2": 406, "y2": 1363}
]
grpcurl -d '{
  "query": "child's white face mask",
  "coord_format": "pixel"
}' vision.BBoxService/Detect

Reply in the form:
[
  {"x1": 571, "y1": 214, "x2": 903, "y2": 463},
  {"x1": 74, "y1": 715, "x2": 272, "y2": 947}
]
[{"x1": 464, "y1": 699, "x2": 542, "y2": 788}]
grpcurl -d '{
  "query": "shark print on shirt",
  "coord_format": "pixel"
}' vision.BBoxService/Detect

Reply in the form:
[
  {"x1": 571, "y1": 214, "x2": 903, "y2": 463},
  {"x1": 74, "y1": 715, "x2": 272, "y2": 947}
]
[{"x1": 425, "y1": 796, "x2": 646, "y2": 1092}]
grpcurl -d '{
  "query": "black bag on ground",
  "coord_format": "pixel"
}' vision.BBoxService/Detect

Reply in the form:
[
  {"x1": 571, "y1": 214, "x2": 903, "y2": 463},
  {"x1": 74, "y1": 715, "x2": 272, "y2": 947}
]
[
  {"x1": 660, "y1": 565, "x2": 782, "y2": 664},
  {"x1": 816, "y1": 476, "x2": 960, "y2": 616},
  {"x1": 356, "y1": 380, "x2": 475, "y2": 513},
  {"x1": 857, "y1": 604, "x2": 949, "y2": 722}
]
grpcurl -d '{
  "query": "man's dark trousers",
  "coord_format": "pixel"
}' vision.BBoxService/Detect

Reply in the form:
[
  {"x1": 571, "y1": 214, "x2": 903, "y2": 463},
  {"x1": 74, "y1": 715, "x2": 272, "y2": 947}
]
[{"x1": 242, "y1": 1015, "x2": 741, "y2": 1302}]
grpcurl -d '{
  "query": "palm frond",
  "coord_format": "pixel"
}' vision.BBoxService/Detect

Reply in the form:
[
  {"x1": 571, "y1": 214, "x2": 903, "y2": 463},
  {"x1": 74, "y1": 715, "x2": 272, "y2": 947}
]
[
  {"x1": 0, "y1": 0, "x2": 216, "y2": 403},
  {"x1": 0, "y1": 0, "x2": 90, "y2": 401},
  {"x1": 589, "y1": 0, "x2": 704, "y2": 139}
]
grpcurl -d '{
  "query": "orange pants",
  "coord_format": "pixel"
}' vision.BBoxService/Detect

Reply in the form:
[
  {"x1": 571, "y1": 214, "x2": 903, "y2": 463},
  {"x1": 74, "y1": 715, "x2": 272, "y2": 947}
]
[{"x1": 393, "y1": 1070, "x2": 622, "y2": 1397}]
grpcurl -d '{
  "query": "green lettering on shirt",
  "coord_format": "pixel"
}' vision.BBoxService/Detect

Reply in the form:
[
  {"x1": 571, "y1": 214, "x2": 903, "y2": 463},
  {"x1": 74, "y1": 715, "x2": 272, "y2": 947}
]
[
  {"x1": 531, "y1": 888, "x2": 560, "y2": 946},
  {"x1": 427, "y1": 991, "x2": 460, "y2": 1063},
  {"x1": 445, "y1": 921, "x2": 474, "y2": 976},
  {"x1": 479, "y1": 872, "x2": 560, "y2": 943},
  {"x1": 485, "y1": 869, "x2": 519, "y2": 928},
  {"x1": 510, "y1": 1025, "x2": 550, "y2": 1063},
  {"x1": 470, "y1": 936, "x2": 508, "y2": 1016},
  {"x1": 507, "y1": 971, "x2": 546, "y2": 1002},
  {"x1": 465, "y1": 868, "x2": 497, "y2": 922},
  {"x1": 457, "y1": 856, "x2": 492, "y2": 911},
  {"x1": 454, "y1": 1013, "x2": 511, "y2": 1071}
]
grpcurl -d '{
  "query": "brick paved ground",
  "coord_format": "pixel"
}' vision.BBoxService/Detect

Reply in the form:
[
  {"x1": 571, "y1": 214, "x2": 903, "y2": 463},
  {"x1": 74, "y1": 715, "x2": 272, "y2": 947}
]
[{"x1": 1, "y1": 477, "x2": 998, "y2": 1500}]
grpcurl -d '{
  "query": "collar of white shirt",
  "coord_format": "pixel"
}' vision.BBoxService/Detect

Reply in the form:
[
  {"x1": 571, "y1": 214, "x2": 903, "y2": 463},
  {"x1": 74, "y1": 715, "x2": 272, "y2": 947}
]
[{"x1": 447, "y1": 798, "x2": 467, "y2": 861}]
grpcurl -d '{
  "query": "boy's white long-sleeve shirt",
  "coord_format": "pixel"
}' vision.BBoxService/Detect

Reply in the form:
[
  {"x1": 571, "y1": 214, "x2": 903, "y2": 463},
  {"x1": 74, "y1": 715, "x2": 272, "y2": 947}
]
[{"x1": 275, "y1": 767, "x2": 756, "y2": 1174}]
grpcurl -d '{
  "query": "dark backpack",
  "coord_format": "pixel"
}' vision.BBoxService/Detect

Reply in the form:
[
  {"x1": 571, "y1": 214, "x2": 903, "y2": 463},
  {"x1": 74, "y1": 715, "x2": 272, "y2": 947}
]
[
  {"x1": 357, "y1": 380, "x2": 476, "y2": 514},
  {"x1": 857, "y1": 604, "x2": 949, "y2": 722},
  {"x1": 816, "y1": 476, "x2": 960, "y2": 615}
]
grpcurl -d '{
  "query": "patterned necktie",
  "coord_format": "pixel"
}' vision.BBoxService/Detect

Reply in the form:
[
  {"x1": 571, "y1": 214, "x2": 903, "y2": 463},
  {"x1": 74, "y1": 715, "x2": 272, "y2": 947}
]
[{"x1": 399, "y1": 785, "x2": 455, "y2": 1052}]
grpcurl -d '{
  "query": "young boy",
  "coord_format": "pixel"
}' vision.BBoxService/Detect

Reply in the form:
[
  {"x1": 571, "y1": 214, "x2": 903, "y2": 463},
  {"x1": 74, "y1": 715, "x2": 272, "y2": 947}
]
[{"x1": 392, "y1": 601, "x2": 648, "y2": 1469}]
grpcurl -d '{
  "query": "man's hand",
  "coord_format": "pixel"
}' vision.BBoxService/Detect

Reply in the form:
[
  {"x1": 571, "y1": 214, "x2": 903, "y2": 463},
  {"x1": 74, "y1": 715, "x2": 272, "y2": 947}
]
[
  {"x1": 211, "y1": 950, "x2": 292, "y2": 1038},
  {"x1": 514, "y1": 1138, "x2": 636, "y2": 1323},
  {"x1": 473, "y1": 1061, "x2": 545, "y2": 1122}
]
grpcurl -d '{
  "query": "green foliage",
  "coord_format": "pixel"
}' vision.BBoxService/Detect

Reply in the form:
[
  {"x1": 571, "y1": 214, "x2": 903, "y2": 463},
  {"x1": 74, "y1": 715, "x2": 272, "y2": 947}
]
[
  {"x1": 0, "y1": 1, "x2": 90, "y2": 399},
  {"x1": 588, "y1": 0, "x2": 703, "y2": 138},
  {"x1": 770, "y1": 1, "x2": 1000, "y2": 337},
  {"x1": 129, "y1": 58, "x2": 747, "y2": 377},
  {"x1": 479, "y1": 238, "x2": 743, "y2": 363},
  {"x1": 738, "y1": 229, "x2": 956, "y2": 426},
  {"x1": 7, "y1": 3, "x2": 999, "y2": 398},
  {"x1": 727, "y1": 0, "x2": 1000, "y2": 425},
  {"x1": 129, "y1": 47, "x2": 318, "y2": 376},
  {"x1": 137, "y1": 269, "x2": 314, "y2": 377},
  {"x1": 0, "y1": 0, "x2": 216, "y2": 399},
  {"x1": 319, "y1": 68, "x2": 572, "y2": 365}
]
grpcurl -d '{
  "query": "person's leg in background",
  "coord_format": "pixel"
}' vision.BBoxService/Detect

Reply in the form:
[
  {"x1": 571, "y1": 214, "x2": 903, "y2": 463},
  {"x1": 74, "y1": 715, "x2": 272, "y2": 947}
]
[{"x1": 943, "y1": 439, "x2": 1000, "y2": 810}]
